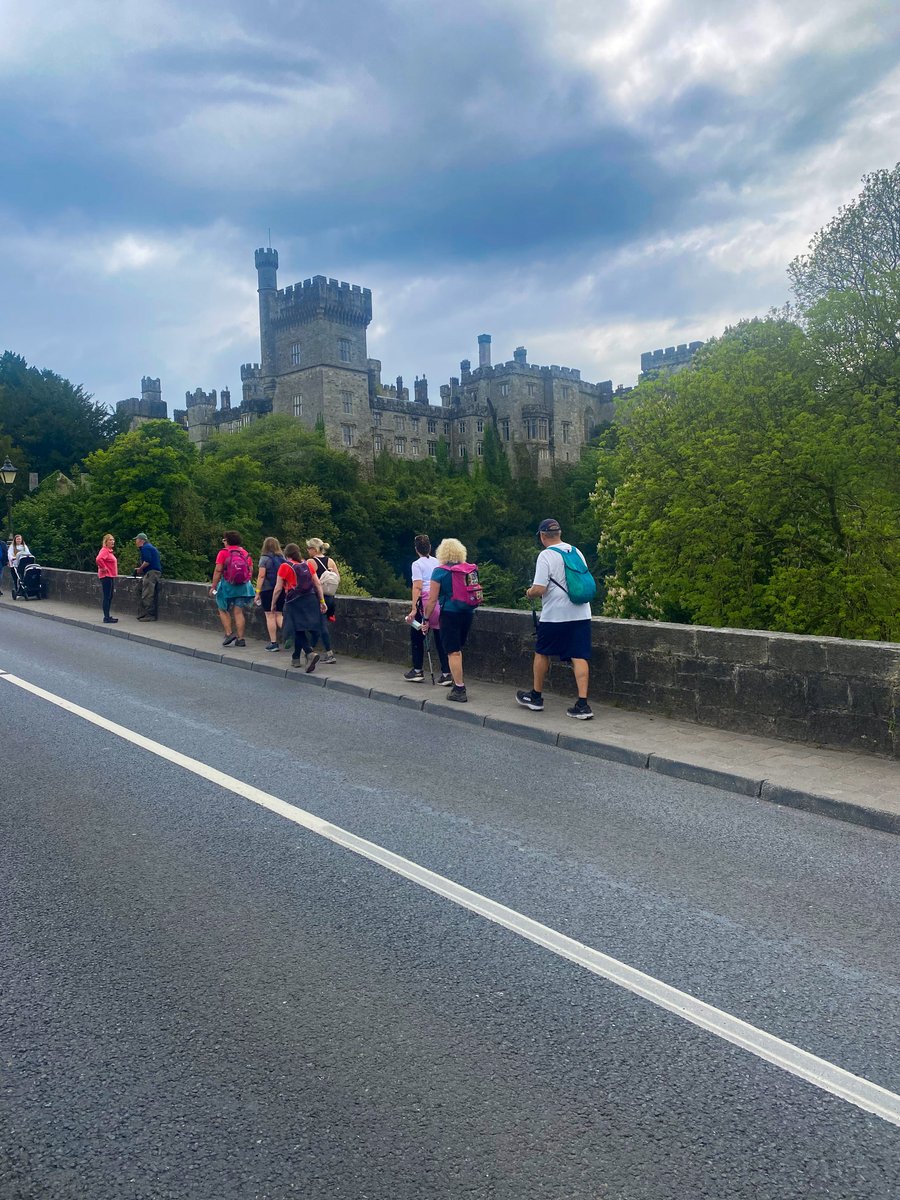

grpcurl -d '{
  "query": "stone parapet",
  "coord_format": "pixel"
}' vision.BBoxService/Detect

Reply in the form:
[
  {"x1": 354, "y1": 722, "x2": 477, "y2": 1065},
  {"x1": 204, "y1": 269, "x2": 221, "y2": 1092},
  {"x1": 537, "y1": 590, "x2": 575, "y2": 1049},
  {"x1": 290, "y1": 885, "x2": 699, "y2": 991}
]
[{"x1": 40, "y1": 569, "x2": 900, "y2": 758}]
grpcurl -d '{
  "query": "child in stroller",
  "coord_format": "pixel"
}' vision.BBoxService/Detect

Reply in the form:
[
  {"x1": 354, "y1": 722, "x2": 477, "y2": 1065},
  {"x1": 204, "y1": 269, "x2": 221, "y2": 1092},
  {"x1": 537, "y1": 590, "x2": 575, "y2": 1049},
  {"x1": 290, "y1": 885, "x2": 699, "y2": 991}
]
[{"x1": 10, "y1": 555, "x2": 46, "y2": 600}]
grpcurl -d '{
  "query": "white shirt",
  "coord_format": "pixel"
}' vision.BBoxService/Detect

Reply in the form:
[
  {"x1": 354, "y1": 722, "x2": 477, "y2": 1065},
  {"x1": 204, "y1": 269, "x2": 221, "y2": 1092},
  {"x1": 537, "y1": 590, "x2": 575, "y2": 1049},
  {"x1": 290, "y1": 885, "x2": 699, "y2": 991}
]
[
  {"x1": 533, "y1": 541, "x2": 592, "y2": 623},
  {"x1": 9, "y1": 542, "x2": 30, "y2": 564},
  {"x1": 411, "y1": 554, "x2": 440, "y2": 600}
]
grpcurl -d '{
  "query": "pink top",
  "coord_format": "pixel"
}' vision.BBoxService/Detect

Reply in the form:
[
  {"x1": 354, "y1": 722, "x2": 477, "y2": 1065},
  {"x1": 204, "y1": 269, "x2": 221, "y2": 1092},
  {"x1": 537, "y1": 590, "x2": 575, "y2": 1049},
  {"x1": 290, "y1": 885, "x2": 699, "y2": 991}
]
[{"x1": 96, "y1": 546, "x2": 118, "y2": 578}]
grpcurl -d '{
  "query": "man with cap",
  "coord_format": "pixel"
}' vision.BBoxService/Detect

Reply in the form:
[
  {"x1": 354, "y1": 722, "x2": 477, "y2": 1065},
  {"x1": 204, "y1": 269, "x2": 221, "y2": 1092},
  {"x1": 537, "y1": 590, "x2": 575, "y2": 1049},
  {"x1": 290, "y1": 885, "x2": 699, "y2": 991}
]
[
  {"x1": 134, "y1": 533, "x2": 162, "y2": 620},
  {"x1": 516, "y1": 518, "x2": 593, "y2": 720}
]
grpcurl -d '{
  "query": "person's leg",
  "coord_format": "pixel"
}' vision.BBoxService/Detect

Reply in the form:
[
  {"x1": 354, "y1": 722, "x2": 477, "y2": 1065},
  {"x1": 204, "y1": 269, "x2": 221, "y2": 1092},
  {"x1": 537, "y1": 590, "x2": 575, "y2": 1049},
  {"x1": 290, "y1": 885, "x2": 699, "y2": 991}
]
[
  {"x1": 101, "y1": 577, "x2": 112, "y2": 620},
  {"x1": 233, "y1": 605, "x2": 246, "y2": 640},
  {"x1": 217, "y1": 607, "x2": 233, "y2": 636},
  {"x1": 410, "y1": 625, "x2": 424, "y2": 670},
  {"x1": 319, "y1": 613, "x2": 332, "y2": 653},
  {"x1": 532, "y1": 653, "x2": 551, "y2": 692},
  {"x1": 432, "y1": 628, "x2": 450, "y2": 675},
  {"x1": 447, "y1": 650, "x2": 463, "y2": 687},
  {"x1": 572, "y1": 657, "x2": 589, "y2": 700},
  {"x1": 265, "y1": 608, "x2": 278, "y2": 641}
]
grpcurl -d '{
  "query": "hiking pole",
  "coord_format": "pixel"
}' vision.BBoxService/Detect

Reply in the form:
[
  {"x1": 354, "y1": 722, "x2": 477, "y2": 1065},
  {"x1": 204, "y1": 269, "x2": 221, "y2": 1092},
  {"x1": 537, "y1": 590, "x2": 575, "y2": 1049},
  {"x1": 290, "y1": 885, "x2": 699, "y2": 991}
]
[{"x1": 423, "y1": 630, "x2": 436, "y2": 685}]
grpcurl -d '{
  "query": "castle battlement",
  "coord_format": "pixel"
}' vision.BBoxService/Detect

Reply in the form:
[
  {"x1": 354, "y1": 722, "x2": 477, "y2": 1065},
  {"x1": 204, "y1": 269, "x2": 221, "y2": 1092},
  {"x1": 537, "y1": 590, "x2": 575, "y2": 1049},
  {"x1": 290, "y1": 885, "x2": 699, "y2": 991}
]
[
  {"x1": 273, "y1": 274, "x2": 373, "y2": 328},
  {"x1": 185, "y1": 387, "x2": 217, "y2": 409},
  {"x1": 640, "y1": 340, "x2": 704, "y2": 377},
  {"x1": 240, "y1": 363, "x2": 262, "y2": 381}
]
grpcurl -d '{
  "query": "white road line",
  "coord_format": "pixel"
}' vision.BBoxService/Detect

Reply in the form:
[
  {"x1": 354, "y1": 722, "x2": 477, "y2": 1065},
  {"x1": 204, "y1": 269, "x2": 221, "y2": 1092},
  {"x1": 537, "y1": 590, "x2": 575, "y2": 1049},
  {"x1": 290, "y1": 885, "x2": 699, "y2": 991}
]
[{"x1": 4, "y1": 666, "x2": 900, "y2": 1128}]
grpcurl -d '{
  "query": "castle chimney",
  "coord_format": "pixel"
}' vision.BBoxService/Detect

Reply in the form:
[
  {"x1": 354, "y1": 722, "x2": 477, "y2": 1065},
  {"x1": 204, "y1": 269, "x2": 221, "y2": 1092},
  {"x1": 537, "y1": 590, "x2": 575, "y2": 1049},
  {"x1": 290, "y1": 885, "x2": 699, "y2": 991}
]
[
  {"x1": 221, "y1": 387, "x2": 231, "y2": 411},
  {"x1": 478, "y1": 334, "x2": 492, "y2": 369},
  {"x1": 513, "y1": 346, "x2": 527, "y2": 365},
  {"x1": 415, "y1": 376, "x2": 428, "y2": 404}
]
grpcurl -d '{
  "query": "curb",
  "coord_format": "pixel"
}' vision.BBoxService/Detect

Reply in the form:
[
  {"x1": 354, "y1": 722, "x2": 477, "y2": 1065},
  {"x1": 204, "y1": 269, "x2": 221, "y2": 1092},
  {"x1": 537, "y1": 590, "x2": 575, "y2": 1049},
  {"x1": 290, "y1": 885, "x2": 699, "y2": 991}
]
[{"x1": 1, "y1": 600, "x2": 896, "y2": 837}]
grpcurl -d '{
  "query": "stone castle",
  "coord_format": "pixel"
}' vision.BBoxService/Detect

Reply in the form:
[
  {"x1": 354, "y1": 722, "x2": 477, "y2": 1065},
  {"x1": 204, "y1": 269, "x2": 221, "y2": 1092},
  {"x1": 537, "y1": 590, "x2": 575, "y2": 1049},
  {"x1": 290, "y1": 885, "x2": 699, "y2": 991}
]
[{"x1": 118, "y1": 248, "x2": 703, "y2": 476}]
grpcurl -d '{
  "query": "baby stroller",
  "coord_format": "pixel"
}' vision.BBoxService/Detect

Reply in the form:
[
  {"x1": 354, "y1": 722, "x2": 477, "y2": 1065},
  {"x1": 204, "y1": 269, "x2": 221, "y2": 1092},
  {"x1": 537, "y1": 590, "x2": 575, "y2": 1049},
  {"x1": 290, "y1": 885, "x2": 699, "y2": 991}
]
[{"x1": 10, "y1": 555, "x2": 46, "y2": 600}]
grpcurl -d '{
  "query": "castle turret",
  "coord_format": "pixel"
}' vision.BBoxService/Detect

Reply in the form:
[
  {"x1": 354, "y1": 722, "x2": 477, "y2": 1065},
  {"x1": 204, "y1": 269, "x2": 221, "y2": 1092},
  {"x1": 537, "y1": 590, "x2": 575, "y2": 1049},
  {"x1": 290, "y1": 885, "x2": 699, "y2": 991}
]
[{"x1": 255, "y1": 247, "x2": 279, "y2": 378}]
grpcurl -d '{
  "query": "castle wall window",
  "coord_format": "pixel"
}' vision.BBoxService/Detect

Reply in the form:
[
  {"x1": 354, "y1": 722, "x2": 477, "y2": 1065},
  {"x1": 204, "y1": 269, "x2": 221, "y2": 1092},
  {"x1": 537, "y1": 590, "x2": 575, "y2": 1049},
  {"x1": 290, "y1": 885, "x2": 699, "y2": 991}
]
[
  {"x1": 374, "y1": 433, "x2": 383, "y2": 452},
  {"x1": 395, "y1": 437, "x2": 406, "y2": 455},
  {"x1": 342, "y1": 391, "x2": 353, "y2": 414},
  {"x1": 498, "y1": 383, "x2": 509, "y2": 397},
  {"x1": 458, "y1": 420, "x2": 466, "y2": 434},
  {"x1": 562, "y1": 421, "x2": 571, "y2": 444},
  {"x1": 411, "y1": 439, "x2": 420, "y2": 456},
  {"x1": 242, "y1": 414, "x2": 251, "y2": 427},
  {"x1": 527, "y1": 382, "x2": 537, "y2": 397},
  {"x1": 411, "y1": 417, "x2": 419, "y2": 432},
  {"x1": 500, "y1": 419, "x2": 509, "y2": 441},
  {"x1": 428, "y1": 441, "x2": 437, "y2": 457},
  {"x1": 373, "y1": 410, "x2": 382, "y2": 427},
  {"x1": 458, "y1": 445, "x2": 468, "y2": 459},
  {"x1": 476, "y1": 442, "x2": 483, "y2": 457},
  {"x1": 396, "y1": 415, "x2": 406, "y2": 431},
  {"x1": 561, "y1": 385, "x2": 572, "y2": 398},
  {"x1": 341, "y1": 424, "x2": 355, "y2": 447},
  {"x1": 339, "y1": 338, "x2": 352, "y2": 363},
  {"x1": 524, "y1": 418, "x2": 548, "y2": 439},
  {"x1": 291, "y1": 342, "x2": 301, "y2": 366},
  {"x1": 427, "y1": 418, "x2": 437, "y2": 434},
  {"x1": 292, "y1": 395, "x2": 302, "y2": 418},
  {"x1": 444, "y1": 422, "x2": 450, "y2": 435}
]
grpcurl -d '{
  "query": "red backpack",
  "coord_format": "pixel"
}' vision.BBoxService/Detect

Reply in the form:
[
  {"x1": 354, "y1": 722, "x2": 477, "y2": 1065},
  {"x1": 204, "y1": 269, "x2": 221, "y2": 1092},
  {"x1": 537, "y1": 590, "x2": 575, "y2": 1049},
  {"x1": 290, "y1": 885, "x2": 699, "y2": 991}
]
[
  {"x1": 223, "y1": 547, "x2": 251, "y2": 585},
  {"x1": 447, "y1": 562, "x2": 484, "y2": 607}
]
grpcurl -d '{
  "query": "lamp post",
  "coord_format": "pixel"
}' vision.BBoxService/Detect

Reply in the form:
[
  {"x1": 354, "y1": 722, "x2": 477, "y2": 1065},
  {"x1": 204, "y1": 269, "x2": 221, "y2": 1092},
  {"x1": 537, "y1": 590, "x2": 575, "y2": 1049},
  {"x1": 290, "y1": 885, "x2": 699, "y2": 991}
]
[{"x1": 1, "y1": 456, "x2": 17, "y2": 544}]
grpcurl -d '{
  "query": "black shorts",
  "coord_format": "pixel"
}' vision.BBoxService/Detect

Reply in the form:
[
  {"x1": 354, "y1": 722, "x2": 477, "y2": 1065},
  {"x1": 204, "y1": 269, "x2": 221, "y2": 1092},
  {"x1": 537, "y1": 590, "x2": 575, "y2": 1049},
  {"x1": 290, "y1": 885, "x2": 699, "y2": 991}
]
[
  {"x1": 260, "y1": 588, "x2": 285, "y2": 613},
  {"x1": 535, "y1": 618, "x2": 592, "y2": 661},
  {"x1": 439, "y1": 609, "x2": 473, "y2": 654}
]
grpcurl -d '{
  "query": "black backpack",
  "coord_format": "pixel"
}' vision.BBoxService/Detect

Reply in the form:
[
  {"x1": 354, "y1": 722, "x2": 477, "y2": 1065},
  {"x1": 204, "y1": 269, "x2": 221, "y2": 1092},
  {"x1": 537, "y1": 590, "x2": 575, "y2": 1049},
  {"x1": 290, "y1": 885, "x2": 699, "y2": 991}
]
[{"x1": 264, "y1": 553, "x2": 286, "y2": 589}]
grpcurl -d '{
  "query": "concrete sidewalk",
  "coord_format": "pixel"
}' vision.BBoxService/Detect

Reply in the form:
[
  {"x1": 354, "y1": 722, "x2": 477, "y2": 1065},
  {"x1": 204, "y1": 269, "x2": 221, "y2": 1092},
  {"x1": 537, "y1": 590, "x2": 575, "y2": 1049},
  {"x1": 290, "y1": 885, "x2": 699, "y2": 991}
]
[{"x1": 2, "y1": 594, "x2": 898, "y2": 835}]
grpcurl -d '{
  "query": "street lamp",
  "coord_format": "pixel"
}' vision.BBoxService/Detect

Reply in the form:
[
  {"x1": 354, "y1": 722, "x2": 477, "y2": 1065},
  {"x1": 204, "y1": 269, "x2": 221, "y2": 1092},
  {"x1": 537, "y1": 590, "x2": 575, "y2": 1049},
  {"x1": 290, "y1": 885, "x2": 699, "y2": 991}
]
[{"x1": 1, "y1": 456, "x2": 17, "y2": 543}]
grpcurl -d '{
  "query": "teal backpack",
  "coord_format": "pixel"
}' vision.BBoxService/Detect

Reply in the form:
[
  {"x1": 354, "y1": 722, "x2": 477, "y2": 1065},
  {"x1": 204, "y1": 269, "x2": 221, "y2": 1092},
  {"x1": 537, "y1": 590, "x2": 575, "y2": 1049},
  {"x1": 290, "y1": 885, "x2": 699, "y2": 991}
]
[{"x1": 549, "y1": 546, "x2": 597, "y2": 605}]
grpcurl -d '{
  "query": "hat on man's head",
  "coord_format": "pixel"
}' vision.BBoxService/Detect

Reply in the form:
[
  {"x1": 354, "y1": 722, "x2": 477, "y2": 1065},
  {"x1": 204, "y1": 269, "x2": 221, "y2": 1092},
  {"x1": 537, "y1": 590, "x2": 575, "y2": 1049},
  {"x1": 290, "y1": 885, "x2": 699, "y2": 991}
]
[
  {"x1": 134, "y1": 532, "x2": 148, "y2": 541},
  {"x1": 537, "y1": 518, "x2": 561, "y2": 534}
]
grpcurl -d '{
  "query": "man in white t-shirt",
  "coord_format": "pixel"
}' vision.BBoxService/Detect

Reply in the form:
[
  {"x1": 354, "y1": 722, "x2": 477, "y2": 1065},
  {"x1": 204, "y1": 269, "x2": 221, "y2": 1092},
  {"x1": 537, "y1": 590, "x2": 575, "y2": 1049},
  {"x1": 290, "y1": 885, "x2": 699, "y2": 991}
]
[{"x1": 515, "y1": 518, "x2": 594, "y2": 720}]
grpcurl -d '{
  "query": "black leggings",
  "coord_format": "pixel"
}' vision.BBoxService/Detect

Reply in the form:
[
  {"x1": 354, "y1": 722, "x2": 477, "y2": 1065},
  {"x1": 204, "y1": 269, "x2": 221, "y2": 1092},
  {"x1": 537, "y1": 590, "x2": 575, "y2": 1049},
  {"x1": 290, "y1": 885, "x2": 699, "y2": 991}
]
[{"x1": 101, "y1": 577, "x2": 115, "y2": 620}]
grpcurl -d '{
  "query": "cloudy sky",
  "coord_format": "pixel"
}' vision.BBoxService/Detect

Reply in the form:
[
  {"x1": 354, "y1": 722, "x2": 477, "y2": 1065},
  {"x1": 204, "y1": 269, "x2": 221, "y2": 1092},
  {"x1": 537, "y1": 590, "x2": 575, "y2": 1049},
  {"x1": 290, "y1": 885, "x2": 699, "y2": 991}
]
[{"x1": 3, "y1": 0, "x2": 899, "y2": 410}]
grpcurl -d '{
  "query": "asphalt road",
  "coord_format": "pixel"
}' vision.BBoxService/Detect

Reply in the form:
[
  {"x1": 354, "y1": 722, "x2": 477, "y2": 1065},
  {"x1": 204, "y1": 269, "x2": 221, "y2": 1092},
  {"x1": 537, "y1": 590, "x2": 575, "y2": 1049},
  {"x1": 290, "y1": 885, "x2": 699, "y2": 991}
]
[{"x1": 2, "y1": 613, "x2": 899, "y2": 1199}]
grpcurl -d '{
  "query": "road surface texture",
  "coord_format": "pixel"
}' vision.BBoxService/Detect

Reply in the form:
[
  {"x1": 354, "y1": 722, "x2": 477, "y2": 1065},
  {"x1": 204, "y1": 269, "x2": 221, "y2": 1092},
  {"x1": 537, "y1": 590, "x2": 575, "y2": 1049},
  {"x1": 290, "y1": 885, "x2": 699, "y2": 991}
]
[{"x1": 2, "y1": 613, "x2": 899, "y2": 1198}]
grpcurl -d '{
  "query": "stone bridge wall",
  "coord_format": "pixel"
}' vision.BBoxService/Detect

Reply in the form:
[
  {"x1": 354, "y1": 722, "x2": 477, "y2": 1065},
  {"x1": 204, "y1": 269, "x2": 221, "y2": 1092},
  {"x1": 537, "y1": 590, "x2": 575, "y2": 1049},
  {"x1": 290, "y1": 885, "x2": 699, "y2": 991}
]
[{"x1": 40, "y1": 568, "x2": 900, "y2": 759}]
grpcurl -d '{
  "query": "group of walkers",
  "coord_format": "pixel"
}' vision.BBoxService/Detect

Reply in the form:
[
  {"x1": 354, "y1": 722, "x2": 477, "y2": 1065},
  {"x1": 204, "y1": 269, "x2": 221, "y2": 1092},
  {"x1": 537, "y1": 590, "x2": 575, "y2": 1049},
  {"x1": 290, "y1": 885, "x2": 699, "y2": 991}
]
[
  {"x1": 208, "y1": 533, "x2": 339, "y2": 674},
  {"x1": 404, "y1": 519, "x2": 594, "y2": 719},
  {"x1": 79, "y1": 515, "x2": 596, "y2": 719}
]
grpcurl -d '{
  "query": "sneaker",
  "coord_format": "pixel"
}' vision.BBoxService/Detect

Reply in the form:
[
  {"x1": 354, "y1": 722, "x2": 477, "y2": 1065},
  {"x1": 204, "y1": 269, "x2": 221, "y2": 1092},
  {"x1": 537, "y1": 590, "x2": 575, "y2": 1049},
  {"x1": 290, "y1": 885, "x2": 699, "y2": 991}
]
[
  {"x1": 516, "y1": 690, "x2": 544, "y2": 712},
  {"x1": 323, "y1": 653, "x2": 337, "y2": 664},
  {"x1": 447, "y1": 685, "x2": 467, "y2": 703},
  {"x1": 265, "y1": 641, "x2": 281, "y2": 652},
  {"x1": 291, "y1": 654, "x2": 305, "y2": 668},
  {"x1": 103, "y1": 617, "x2": 119, "y2": 624},
  {"x1": 438, "y1": 672, "x2": 454, "y2": 687},
  {"x1": 222, "y1": 634, "x2": 237, "y2": 646},
  {"x1": 234, "y1": 638, "x2": 246, "y2": 647},
  {"x1": 566, "y1": 699, "x2": 594, "y2": 721},
  {"x1": 305, "y1": 652, "x2": 320, "y2": 674},
  {"x1": 404, "y1": 668, "x2": 425, "y2": 683}
]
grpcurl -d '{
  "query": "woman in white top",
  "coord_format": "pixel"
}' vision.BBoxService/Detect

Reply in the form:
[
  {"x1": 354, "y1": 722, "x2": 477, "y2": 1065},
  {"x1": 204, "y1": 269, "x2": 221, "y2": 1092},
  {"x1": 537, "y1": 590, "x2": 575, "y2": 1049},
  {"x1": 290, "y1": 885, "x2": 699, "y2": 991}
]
[
  {"x1": 8, "y1": 534, "x2": 30, "y2": 564},
  {"x1": 404, "y1": 533, "x2": 451, "y2": 684}
]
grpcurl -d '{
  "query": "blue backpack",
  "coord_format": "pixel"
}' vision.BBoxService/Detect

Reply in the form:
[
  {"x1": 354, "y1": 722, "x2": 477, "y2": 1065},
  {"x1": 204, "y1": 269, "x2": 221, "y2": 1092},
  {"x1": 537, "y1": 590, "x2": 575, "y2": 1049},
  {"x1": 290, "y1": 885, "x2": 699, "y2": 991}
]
[{"x1": 549, "y1": 546, "x2": 597, "y2": 605}]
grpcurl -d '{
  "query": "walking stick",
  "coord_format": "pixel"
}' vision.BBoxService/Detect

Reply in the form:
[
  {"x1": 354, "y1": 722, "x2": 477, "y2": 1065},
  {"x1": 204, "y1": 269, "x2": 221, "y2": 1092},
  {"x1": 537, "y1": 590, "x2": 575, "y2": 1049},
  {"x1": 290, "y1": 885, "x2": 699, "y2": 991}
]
[{"x1": 423, "y1": 629, "x2": 436, "y2": 685}]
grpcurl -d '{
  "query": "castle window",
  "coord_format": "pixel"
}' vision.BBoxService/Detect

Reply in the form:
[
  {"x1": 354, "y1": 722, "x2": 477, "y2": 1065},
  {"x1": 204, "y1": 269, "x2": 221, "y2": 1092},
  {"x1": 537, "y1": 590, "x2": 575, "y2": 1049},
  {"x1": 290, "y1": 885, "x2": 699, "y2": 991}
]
[
  {"x1": 561, "y1": 385, "x2": 572, "y2": 398},
  {"x1": 458, "y1": 445, "x2": 468, "y2": 459},
  {"x1": 411, "y1": 417, "x2": 419, "y2": 431},
  {"x1": 341, "y1": 424, "x2": 355, "y2": 447},
  {"x1": 527, "y1": 382, "x2": 537, "y2": 396},
  {"x1": 292, "y1": 395, "x2": 302, "y2": 418},
  {"x1": 500, "y1": 419, "x2": 509, "y2": 441},
  {"x1": 395, "y1": 437, "x2": 406, "y2": 455},
  {"x1": 373, "y1": 410, "x2": 382, "y2": 427},
  {"x1": 291, "y1": 342, "x2": 301, "y2": 366},
  {"x1": 395, "y1": 415, "x2": 406, "y2": 431},
  {"x1": 444, "y1": 421, "x2": 450, "y2": 435},
  {"x1": 242, "y1": 414, "x2": 251, "y2": 427},
  {"x1": 339, "y1": 338, "x2": 352, "y2": 363},
  {"x1": 476, "y1": 418, "x2": 484, "y2": 433},
  {"x1": 458, "y1": 420, "x2": 466, "y2": 434},
  {"x1": 374, "y1": 433, "x2": 383, "y2": 452},
  {"x1": 524, "y1": 418, "x2": 547, "y2": 439},
  {"x1": 428, "y1": 441, "x2": 437, "y2": 457},
  {"x1": 476, "y1": 442, "x2": 483, "y2": 457},
  {"x1": 427, "y1": 418, "x2": 437, "y2": 434},
  {"x1": 498, "y1": 383, "x2": 509, "y2": 397},
  {"x1": 341, "y1": 391, "x2": 353, "y2": 414},
  {"x1": 562, "y1": 421, "x2": 571, "y2": 444},
  {"x1": 411, "y1": 439, "x2": 420, "y2": 456}
]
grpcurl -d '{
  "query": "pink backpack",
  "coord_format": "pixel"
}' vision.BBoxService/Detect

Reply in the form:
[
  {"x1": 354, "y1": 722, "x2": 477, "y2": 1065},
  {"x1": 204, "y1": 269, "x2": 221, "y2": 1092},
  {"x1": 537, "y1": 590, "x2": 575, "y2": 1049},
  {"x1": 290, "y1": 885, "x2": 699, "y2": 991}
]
[{"x1": 447, "y1": 562, "x2": 484, "y2": 607}]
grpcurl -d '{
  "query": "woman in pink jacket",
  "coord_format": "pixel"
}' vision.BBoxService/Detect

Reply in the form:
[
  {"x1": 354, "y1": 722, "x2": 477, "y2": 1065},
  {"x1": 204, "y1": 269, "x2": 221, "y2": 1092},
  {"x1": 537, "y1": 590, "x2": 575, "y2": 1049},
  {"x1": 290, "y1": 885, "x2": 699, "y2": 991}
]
[{"x1": 96, "y1": 533, "x2": 119, "y2": 624}]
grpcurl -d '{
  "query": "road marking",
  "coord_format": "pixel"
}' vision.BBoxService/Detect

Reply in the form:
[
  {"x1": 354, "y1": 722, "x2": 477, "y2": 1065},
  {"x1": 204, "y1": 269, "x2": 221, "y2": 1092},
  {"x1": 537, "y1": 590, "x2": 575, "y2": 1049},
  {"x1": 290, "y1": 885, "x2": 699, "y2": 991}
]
[{"x1": 3, "y1": 667, "x2": 900, "y2": 1128}]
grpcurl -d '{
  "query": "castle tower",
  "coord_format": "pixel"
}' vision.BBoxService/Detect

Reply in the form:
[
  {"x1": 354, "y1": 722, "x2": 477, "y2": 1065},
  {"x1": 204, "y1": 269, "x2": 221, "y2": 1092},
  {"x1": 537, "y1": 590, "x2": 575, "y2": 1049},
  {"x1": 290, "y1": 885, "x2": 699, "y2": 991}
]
[
  {"x1": 478, "y1": 334, "x2": 492, "y2": 369},
  {"x1": 255, "y1": 247, "x2": 279, "y2": 380},
  {"x1": 184, "y1": 387, "x2": 218, "y2": 446}
]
